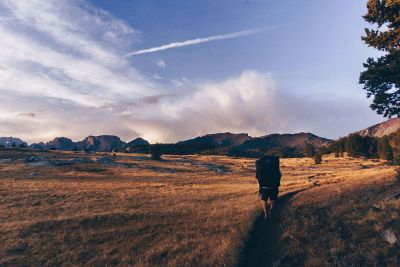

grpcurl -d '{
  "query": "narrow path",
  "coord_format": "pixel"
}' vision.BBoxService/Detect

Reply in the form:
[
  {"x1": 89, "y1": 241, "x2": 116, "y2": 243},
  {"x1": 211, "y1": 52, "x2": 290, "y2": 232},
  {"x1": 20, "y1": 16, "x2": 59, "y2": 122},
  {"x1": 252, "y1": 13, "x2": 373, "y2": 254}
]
[{"x1": 238, "y1": 188, "x2": 309, "y2": 267}]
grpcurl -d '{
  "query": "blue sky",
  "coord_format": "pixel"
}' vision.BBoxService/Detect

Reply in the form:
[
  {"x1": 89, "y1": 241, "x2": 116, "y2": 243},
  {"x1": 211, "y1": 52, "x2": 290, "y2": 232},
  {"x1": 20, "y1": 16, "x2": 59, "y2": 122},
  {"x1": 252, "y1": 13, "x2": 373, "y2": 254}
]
[{"x1": 0, "y1": 0, "x2": 384, "y2": 143}]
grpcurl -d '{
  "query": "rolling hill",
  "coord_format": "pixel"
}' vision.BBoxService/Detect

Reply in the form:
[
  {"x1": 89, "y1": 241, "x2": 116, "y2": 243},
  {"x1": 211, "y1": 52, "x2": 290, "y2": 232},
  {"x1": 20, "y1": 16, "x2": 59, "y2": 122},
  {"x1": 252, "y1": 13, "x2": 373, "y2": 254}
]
[{"x1": 357, "y1": 118, "x2": 400, "y2": 137}]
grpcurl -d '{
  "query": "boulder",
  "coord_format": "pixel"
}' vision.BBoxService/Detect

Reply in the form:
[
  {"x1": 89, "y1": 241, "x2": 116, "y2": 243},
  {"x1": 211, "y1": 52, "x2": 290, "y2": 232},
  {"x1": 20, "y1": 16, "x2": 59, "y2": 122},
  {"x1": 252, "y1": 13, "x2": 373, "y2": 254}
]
[{"x1": 382, "y1": 229, "x2": 397, "y2": 245}]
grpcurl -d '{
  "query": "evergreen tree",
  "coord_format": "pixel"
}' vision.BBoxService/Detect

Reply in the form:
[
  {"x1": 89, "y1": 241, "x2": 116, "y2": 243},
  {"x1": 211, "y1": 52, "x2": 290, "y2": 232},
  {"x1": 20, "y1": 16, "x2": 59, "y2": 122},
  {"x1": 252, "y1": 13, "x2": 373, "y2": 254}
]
[
  {"x1": 345, "y1": 134, "x2": 380, "y2": 158},
  {"x1": 360, "y1": 0, "x2": 400, "y2": 117},
  {"x1": 378, "y1": 136, "x2": 394, "y2": 160},
  {"x1": 303, "y1": 143, "x2": 316, "y2": 157}
]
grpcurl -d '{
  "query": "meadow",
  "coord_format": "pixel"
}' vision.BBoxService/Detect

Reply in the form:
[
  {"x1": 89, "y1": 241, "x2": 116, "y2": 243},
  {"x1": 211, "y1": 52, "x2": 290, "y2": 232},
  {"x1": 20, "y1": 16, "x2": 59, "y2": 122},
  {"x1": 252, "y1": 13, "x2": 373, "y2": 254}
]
[{"x1": 0, "y1": 149, "x2": 398, "y2": 266}]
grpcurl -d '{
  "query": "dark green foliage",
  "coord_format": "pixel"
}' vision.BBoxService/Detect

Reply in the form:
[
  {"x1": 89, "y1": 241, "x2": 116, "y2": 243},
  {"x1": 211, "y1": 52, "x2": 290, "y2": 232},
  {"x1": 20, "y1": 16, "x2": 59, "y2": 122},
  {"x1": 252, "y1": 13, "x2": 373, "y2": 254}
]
[
  {"x1": 19, "y1": 143, "x2": 26, "y2": 148},
  {"x1": 11, "y1": 143, "x2": 16, "y2": 148},
  {"x1": 279, "y1": 146, "x2": 303, "y2": 158},
  {"x1": 151, "y1": 144, "x2": 162, "y2": 160},
  {"x1": 328, "y1": 137, "x2": 347, "y2": 157},
  {"x1": 346, "y1": 134, "x2": 378, "y2": 158},
  {"x1": 377, "y1": 136, "x2": 394, "y2": 160},
  {"x1": 360, "y1": 0, "x2": 400, "y2": 117},
  {"x1": 303, "y1": 143, "x2": 316, "y2": 157},
  {"x1": 314, "y1": 153, "x2": 323, "y2": 165}
]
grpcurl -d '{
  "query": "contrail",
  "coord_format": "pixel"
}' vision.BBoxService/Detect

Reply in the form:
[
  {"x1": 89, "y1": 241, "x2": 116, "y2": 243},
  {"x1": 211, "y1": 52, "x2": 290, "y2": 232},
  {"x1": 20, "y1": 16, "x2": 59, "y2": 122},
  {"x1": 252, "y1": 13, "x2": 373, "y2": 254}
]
[{"x1": 125, "y1": 28, "x2": 263, "y2": 57}]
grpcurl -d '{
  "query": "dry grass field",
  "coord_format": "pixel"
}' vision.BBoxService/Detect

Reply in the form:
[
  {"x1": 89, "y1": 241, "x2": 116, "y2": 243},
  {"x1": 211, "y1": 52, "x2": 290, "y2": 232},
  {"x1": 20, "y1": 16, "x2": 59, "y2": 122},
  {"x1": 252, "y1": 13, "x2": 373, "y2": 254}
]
[{"x1": 0, "y1": 149, "x2": 398, "y2": 266}]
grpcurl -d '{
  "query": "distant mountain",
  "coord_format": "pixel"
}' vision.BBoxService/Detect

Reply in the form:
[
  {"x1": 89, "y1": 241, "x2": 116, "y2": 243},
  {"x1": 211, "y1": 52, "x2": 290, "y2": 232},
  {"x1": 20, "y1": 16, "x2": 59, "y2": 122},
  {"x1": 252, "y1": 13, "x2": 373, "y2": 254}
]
[
  {"x1": 178, "y1": 132, "x2": 251, "y2": 147},
  {"x1": 228, "y1": 133, "x2": 332, "y2": 157},
  {"x1": 123, "y1": 137, "x2": 150, "y2": 153},
  {"x1": 29, "y1": 142, "x2": 47, "y2": 150},
  {"x1": 0, "y1": 137, "x2": 28, "y2": 148},
  {"x1": 125, "y1": 137, "x2": 150, "y2": 147},
  {"x1": 357, "y1": 118, "x2": 400, "y2": 138},
  {"x1": 77, "y1": 135, "x2": 125, "y2": 152},
  {"x1": 0, "y1": 132, "x2": 333, "y2": 157},
  {"x1": 46, "y1": 137, "x2": 76, "y2": 150}
]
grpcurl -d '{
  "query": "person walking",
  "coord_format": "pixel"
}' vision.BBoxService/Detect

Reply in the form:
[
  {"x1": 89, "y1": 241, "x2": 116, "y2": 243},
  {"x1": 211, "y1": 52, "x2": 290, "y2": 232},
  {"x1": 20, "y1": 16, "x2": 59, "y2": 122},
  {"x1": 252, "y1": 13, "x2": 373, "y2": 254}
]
[{"x1": 255, "y1": 155, "x2": 282, "y2": 220}]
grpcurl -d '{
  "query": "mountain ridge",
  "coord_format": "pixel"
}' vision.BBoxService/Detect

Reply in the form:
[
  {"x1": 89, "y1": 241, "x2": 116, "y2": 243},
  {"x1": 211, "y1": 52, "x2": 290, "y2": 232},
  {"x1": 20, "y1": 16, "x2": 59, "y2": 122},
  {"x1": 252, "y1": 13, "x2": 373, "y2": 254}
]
[{"x1": 357, "y1": 118, "x2": 400, "y2": 137}]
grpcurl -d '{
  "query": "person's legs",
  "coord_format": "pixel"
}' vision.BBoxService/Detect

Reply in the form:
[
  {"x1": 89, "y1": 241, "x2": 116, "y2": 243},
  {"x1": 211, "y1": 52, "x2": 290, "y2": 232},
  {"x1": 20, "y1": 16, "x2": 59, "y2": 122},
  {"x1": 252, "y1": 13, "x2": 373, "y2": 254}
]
[
  {"x1": 269, "y1": 200, "x2": 275, "y2": 214},
  {"x1": 262, "y1": 200, "x2": 269, "y2": 218}
]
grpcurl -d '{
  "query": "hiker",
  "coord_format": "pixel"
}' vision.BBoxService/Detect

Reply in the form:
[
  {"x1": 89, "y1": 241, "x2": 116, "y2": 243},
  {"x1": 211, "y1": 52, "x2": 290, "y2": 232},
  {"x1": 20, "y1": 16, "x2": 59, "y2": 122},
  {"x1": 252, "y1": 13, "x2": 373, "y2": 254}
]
[{"x1": 255, "y1": 155, "x2": 282, "y2": 220}]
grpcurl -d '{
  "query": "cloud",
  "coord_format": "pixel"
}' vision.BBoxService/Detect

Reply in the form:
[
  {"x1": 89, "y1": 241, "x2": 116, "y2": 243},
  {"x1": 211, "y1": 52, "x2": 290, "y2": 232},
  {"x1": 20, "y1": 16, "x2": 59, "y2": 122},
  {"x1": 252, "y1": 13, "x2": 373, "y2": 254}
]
[
  {"x1": 125, "y1": 28, "x2": 264, "y2": 57},
  {"x1": 0, "y1": 0, "x2": 157, "y2": 109},
  {"x1": 117, "y1": 71, "x2": 382, "y2": 142},
  {"x1": 157, "y1": 60, "x2": 166, "y2": 68},
  {"x1": 18, "y1": 113, "x2": 36, "y2": 118}
]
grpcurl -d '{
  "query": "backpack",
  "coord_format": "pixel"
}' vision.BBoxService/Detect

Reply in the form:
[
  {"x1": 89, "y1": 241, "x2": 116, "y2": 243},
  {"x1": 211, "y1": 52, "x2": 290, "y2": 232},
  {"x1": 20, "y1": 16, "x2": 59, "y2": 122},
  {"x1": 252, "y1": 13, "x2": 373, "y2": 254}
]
[{"x1": 255, "y1": 155, "x2": 281, "y2": 187}]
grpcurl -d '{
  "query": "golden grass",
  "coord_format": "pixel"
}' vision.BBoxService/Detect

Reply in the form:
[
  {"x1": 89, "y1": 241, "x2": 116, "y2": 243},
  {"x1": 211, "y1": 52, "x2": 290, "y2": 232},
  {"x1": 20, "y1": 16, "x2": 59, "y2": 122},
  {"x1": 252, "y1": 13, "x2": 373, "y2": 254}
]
[{"x1": 0, "y1": 150, "x2": 398, "y2": 266}]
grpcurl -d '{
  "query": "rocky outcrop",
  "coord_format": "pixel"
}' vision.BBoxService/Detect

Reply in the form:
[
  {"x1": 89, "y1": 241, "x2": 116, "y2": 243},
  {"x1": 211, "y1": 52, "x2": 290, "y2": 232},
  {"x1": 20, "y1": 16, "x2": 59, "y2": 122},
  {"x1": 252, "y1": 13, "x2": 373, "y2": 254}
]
[
  {"x1": 77, "y1": 135, "x2": 125, "y2": 152},
  {"x1": 357, "y1": 118, "x2": 400, "y2": 137},
  {"x1": 0, "y1": 137, "x2": 28, "y2": 148},
  {"x1": 46, "y1": 137, "x2": 76, "y2": 150}
]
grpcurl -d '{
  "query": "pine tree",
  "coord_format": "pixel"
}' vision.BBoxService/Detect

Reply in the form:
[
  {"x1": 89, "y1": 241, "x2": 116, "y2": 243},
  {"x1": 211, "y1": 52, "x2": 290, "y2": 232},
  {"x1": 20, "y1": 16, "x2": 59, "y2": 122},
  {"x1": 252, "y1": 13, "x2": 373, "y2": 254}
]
[
  {"x1": 360, "y1": 0, "x2": 400, "y2": 117},
  {"x1": 378, "y1": 136, "x2": 394, "y2": 160},
  {"x1": 303, "y1": 143, "x2": 316, "y2": 158}
]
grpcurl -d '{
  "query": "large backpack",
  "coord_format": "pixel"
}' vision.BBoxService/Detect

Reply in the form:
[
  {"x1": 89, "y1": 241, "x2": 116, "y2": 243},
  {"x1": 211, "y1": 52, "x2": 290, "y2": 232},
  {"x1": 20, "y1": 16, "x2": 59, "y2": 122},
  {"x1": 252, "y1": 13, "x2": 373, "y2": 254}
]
[{"x1": 255, "y1": 155, "x2": 281, "y2": 187}]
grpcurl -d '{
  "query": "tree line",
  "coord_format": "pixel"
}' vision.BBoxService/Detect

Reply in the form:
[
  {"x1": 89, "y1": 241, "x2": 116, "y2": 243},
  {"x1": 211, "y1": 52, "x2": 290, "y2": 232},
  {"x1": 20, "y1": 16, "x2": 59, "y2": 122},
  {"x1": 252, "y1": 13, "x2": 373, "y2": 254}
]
[{"x1": 327, "y1": 131, "x2": 400, "y2": 161}]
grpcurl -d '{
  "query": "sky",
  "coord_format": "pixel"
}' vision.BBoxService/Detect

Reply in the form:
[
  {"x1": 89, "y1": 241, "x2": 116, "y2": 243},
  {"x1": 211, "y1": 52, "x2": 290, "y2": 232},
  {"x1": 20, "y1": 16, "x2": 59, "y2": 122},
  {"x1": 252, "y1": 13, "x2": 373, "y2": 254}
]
[{"x1": 0, "y1": 0, "x2": 385, "y2": 144}]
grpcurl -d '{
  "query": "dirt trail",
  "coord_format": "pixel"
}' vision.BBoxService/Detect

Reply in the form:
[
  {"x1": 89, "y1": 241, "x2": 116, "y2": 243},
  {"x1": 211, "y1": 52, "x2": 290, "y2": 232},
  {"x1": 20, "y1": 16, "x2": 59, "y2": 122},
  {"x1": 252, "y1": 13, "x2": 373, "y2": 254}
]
[{"x1": 238, "y1": 188, "x2": 309, "y2": 267}]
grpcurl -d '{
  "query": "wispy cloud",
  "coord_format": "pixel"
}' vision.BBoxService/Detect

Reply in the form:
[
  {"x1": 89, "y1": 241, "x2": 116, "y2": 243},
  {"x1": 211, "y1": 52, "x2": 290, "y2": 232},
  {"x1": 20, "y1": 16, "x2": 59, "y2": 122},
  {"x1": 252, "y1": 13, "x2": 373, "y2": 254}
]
[{"x1": 125, "y1": 28, "x2": 263, "y2": 57}]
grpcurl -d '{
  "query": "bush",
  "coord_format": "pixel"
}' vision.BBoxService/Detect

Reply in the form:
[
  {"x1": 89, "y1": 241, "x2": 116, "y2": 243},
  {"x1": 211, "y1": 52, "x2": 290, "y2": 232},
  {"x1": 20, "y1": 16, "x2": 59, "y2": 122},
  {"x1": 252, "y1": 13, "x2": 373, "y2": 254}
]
[
  {"x1": 314, "y1": 153, "x2": 323, "y2": 165},
  {"x1": 151, "y1": 144, "x2": 162, "y2": 160}
]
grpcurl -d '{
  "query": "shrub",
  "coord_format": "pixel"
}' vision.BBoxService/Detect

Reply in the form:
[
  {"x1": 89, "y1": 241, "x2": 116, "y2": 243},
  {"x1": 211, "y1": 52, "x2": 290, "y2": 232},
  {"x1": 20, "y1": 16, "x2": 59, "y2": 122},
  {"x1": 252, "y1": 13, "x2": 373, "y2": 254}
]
[{"x1": 314, "y1": 153, "x2": 323, "y2": 165}]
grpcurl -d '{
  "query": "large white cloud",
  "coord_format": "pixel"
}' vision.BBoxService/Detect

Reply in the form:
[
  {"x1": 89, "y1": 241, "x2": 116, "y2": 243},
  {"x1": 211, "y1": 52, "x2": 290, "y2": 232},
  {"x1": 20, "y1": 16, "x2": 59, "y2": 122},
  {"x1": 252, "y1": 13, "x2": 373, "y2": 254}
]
[
  {"x1": 118, "y1": 71, "x2": 382, "y2": 142},
  {"x1": 0, "y1": 0, "x2": 382, "y2": 144}
]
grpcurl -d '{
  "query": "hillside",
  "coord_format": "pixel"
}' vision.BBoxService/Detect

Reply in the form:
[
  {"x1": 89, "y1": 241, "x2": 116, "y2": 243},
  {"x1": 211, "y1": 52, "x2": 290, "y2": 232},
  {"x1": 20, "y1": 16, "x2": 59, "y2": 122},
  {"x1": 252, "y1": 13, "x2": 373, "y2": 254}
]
[
  {"x1": 178, "y1": 132, "x2": 251, "y2": 147},
  {"x1": 228, "y1": 133, "x2": 332, "y2": 157},
  {"x1": 357, "y1": 118, "x2": 400, "y2": 137}
]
